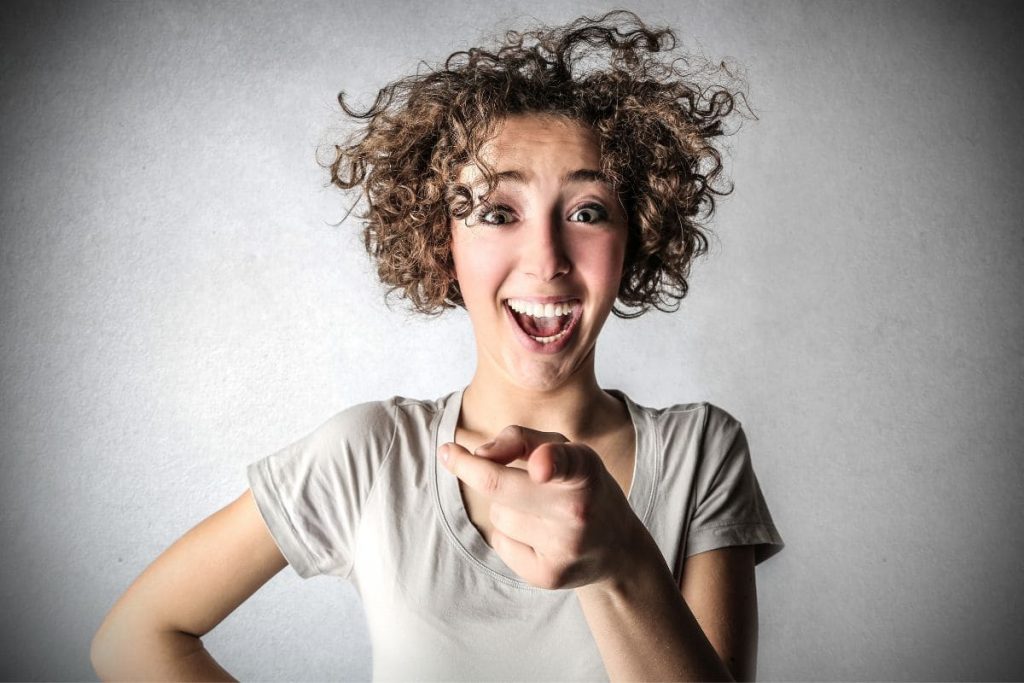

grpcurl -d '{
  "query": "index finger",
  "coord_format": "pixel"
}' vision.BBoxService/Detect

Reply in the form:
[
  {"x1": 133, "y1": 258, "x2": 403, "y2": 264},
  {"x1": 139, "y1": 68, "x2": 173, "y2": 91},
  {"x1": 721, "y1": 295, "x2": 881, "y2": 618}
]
[
  {"x1": 474, "y1": 425, "x2": 569, "y2": 464},
  {"x1": 439, "y1": 442, "x2": 537, "y2": 506}
]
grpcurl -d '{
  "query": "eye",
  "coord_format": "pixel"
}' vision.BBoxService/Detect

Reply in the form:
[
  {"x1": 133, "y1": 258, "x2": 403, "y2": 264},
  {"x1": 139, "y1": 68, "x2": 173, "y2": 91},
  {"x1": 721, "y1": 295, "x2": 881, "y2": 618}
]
[
  {"x1": 476, "y1": 204, "x2": 516, "y2": 226},
  {"x1": 568, "y1": 203, "x2": 608, "y2": 224}
]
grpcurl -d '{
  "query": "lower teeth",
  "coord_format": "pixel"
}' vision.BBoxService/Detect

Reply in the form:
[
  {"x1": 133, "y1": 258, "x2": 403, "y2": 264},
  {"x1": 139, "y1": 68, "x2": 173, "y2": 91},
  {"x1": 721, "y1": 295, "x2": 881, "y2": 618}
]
[{"x1": 530, "y1": 328, "x2": 569, "y2": 344}]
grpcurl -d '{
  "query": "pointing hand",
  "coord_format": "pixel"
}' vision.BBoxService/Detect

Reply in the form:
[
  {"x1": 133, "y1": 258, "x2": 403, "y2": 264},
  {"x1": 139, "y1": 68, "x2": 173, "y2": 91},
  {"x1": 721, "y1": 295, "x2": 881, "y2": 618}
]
[{"x1": 438, "y1": 425, "x2": 641, "y2": 590}]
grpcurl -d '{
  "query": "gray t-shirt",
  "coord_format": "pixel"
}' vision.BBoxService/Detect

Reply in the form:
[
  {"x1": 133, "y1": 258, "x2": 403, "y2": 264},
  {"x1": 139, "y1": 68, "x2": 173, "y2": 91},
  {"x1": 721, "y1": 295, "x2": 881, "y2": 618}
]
[{"x1": 246, "y1": 388, "x2": 784, "y2": 681}]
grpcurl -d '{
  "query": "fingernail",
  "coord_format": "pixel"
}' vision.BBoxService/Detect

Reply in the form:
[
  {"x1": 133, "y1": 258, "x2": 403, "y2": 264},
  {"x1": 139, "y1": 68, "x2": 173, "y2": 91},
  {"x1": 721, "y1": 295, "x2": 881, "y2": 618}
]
[
  {"x1": 439, "y1": 444, "x2": 450, "y2": 463},
  {"x1": 476, "y1": 440, "x2": 496, "y2": 453}
]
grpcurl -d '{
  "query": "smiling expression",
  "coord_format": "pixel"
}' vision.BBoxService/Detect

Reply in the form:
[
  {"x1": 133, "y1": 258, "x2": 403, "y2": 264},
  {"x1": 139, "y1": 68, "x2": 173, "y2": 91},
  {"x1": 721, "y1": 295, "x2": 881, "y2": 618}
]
[{"x1": 449, "y1": 114, "x2": 629, "y2": 393}]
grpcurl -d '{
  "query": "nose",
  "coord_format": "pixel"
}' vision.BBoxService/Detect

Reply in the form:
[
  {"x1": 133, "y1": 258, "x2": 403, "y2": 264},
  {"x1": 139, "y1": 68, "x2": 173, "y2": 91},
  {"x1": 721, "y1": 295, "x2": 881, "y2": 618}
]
[{"x1": 520, "y1": 214, "x2": 571, "y2": 281}]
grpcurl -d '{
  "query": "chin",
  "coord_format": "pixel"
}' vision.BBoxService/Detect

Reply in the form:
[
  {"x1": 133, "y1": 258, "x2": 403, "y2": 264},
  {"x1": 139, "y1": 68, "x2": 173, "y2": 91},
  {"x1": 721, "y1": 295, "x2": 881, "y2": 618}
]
[{"x1": 505, "y1": 356, "x2": 580, "y2": 393}]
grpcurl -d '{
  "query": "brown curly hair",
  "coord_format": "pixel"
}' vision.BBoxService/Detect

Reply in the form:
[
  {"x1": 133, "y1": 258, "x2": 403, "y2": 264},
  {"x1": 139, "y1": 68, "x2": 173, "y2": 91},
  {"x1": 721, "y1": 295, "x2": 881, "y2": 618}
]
[{"x1": 325, "y1": 10, "x2": 750, "y2": 318}]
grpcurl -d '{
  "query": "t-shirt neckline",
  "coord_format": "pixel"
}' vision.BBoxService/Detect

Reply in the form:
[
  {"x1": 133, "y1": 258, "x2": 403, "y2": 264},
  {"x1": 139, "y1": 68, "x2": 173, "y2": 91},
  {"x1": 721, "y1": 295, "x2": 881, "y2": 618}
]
[{"x1": 432, "y1": 386, "x2": 656, "y2": 587}]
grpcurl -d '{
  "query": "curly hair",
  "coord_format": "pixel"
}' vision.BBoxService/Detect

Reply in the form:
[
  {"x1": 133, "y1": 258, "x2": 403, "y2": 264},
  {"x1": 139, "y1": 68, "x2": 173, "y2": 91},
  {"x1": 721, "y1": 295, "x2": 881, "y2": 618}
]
[{"x1": 325, "y1": 10, "x2": 750, "y2": 318}]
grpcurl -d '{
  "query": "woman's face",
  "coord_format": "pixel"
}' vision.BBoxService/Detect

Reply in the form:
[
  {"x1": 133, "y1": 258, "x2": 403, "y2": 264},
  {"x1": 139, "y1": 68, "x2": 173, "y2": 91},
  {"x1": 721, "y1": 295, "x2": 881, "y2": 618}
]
[{"x1": 450, "y1": 114, "x2": 629, "y2": 393}]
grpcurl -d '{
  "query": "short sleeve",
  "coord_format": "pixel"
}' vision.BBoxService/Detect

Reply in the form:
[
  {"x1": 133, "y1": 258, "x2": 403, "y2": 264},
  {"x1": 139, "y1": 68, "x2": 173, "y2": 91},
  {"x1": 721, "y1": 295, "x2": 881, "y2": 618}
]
[
  {"x1": 246, "y1": 399, "x2": 398, "y2": 579},
  {"x1": 685, "y1": 405, "x2": 785, "y2": 565}
]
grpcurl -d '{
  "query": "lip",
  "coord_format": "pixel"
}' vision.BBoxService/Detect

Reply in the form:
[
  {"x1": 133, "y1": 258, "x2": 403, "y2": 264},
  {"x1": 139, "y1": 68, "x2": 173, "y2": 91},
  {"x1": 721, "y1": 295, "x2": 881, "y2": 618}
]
[
  {"x1": 503, "y1": 298, "x2": 583, "y2": 354},
  {"x1": 504, "y1": 295, "x2": 581, "y2": 305}
]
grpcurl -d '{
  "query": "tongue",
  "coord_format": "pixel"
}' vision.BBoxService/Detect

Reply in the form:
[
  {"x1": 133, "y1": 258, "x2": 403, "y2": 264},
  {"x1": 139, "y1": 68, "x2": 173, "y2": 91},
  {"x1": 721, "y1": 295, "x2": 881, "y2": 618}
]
[{"x1": 513, "y1": 311, "x2": 565, "y2": 337}]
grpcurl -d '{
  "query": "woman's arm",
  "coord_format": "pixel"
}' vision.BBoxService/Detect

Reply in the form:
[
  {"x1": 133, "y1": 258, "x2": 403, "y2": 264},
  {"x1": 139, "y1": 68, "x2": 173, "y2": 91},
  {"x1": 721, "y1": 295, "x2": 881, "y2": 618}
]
[
  {"x1": 575, "y1": 539, "x2": 757, "y2": 682},
  {"x1": 90, "y1": 489, "x2": 287, "y2": 681}
]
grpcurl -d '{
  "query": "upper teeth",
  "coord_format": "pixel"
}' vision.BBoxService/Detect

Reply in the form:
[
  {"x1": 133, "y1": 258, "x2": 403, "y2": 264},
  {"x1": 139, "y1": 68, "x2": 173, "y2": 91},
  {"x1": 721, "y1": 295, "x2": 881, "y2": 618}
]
[{"x1": 506, "y1": 299, "x2": 576, "y2": 317}]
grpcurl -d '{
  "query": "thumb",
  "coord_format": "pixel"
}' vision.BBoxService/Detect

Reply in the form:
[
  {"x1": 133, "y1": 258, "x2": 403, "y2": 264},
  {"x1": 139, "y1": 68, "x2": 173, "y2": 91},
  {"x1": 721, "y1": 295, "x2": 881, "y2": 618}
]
[
  {"x1": 475, "y1": 425, "x2": 568, "y2": 466},
  {"x1": 527, "y1": 443, "x2": 600, "y2": 485}
]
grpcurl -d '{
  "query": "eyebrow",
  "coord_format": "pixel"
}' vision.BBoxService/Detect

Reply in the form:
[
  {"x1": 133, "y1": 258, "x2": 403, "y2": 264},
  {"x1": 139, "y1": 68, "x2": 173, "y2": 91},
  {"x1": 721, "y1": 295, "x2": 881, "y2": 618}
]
[{"x1": 485, "y1": 168, "x2": 613, "y2": 188}]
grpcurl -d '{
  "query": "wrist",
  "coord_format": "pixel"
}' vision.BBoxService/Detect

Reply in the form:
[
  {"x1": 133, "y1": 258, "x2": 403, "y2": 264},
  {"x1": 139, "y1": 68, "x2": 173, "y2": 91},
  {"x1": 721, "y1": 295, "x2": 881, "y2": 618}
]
[{"x1": 580, "y1": 519, "x2": 663, "y2": 601}]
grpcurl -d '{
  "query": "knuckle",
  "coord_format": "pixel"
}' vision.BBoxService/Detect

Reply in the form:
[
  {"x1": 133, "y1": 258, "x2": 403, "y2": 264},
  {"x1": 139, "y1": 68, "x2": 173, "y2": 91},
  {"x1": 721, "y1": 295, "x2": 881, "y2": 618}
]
[
  {"x1": 504, "y1": 424, "x2": 526, "y2": 439},
  {"x1": 577, "y1": 450, "x2": 598, "y2": 476},
  {"x1": 481, "y1": 470, "x2": 502, "y2": 495},
  {"x1": 503, "y1": 425, "x2": 529, "y2": 456},
  {"x1": 567, "y1": 499, "x2": 591, "y2": 526},
  {"x1": 544, "y1": 443, "x2": 567, "y2": 468},
  {"x1": 548, "y1": 430, "x2": 569, "y2": 443}
]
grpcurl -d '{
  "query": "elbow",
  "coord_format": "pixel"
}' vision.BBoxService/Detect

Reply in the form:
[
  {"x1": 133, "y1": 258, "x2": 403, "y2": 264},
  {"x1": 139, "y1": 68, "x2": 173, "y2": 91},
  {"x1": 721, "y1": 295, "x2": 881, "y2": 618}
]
[
  {"x1": 89, "y1": 628, "x2": 116, "y2": 680},
  {"x1": 90, "y1": 619, "x2": 211, "y2": 680},
  {"x1": 89, "y1": 619, "x2": 139, "y2": 680}
]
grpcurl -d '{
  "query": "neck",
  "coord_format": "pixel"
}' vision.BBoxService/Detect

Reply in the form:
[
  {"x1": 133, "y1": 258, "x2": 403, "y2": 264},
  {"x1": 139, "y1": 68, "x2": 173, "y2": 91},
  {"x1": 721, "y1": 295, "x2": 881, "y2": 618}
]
[{"x1": 459, "y1": 350, "x2": 623, "y2": 443}]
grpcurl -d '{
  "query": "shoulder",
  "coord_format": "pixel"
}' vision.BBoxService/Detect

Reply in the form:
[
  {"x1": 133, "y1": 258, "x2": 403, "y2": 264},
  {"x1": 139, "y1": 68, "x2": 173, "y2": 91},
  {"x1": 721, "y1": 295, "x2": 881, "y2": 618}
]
[
  {"x1": 255, "y1": 393, "x2": 452, "y2": 492},
  {"x1": 307, "y1": 398, "x2": 399, "y2": 454},
  {"x1": 700, "y1": 403, "x2": 745, "y2": 444},
  {"x1": 312, "y1": 393, "x2": 447, "y2": 450},
  {"x1": 619, "y1": 391, "x2": 743, "y2": 441}
]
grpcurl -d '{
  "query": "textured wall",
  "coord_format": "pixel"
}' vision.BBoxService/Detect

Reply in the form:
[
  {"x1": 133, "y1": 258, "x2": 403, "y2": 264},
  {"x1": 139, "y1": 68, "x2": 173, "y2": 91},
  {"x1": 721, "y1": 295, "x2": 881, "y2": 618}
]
[{"x1": 1, "y1": 1, "x2": 1022, "y2": 680}]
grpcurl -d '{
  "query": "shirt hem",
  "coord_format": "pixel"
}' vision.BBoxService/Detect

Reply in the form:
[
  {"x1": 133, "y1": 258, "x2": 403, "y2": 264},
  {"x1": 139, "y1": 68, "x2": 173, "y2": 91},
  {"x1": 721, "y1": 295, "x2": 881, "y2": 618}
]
[
  {"x1": 246, "y1": 459, "x2": 322, "y2": 579},
  {"x1": 685, "y1": 522, "x2": 785, "y2": 565}
]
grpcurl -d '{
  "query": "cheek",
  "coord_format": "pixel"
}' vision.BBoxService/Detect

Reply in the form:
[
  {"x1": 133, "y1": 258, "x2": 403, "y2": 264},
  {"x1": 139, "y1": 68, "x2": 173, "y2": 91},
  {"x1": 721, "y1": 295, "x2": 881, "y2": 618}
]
[
  {"x1": 451, "y1": 233, "x2": 507, "y2": 303},
  {"x1": 571, "y1": 234, "x2": 627, "y2": 291}
]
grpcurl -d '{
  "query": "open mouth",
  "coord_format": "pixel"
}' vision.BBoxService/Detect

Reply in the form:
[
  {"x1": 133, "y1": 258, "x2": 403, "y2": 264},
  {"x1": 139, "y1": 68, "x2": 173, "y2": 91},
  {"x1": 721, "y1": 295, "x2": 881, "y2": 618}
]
[{"x1": 504, "y1": 298, "x2": 582, "y2": 348}]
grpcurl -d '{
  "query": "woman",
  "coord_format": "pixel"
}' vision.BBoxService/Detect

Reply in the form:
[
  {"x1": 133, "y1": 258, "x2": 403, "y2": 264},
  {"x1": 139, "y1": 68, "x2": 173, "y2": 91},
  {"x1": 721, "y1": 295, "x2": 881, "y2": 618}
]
[{"x1": 91, "y1": 11, "x2": 783, "y2": 682}]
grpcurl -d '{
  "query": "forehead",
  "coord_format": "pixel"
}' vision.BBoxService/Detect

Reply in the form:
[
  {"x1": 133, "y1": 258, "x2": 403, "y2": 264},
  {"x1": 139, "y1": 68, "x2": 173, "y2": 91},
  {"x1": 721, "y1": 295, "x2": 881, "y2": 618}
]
[{"x1": 456, "y1": 114, "x2": 603, "y2": 184}]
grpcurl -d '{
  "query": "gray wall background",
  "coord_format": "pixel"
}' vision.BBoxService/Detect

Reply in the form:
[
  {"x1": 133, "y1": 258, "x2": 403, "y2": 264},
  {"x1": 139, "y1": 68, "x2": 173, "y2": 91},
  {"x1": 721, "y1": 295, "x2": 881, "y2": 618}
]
[{"x1": 2, "y1": 0, "x2": 1022, "y2": 680}]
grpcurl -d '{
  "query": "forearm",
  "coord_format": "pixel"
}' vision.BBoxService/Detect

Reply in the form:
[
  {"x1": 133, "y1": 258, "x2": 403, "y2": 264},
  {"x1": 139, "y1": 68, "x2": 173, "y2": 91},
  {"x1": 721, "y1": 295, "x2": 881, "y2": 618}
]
[
  {"x1": 91, "y1": 628, "x2": 237, "y2": 682},
  {"x1": 575, "y1": 531, "x2": 734, "y2": 682}
]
